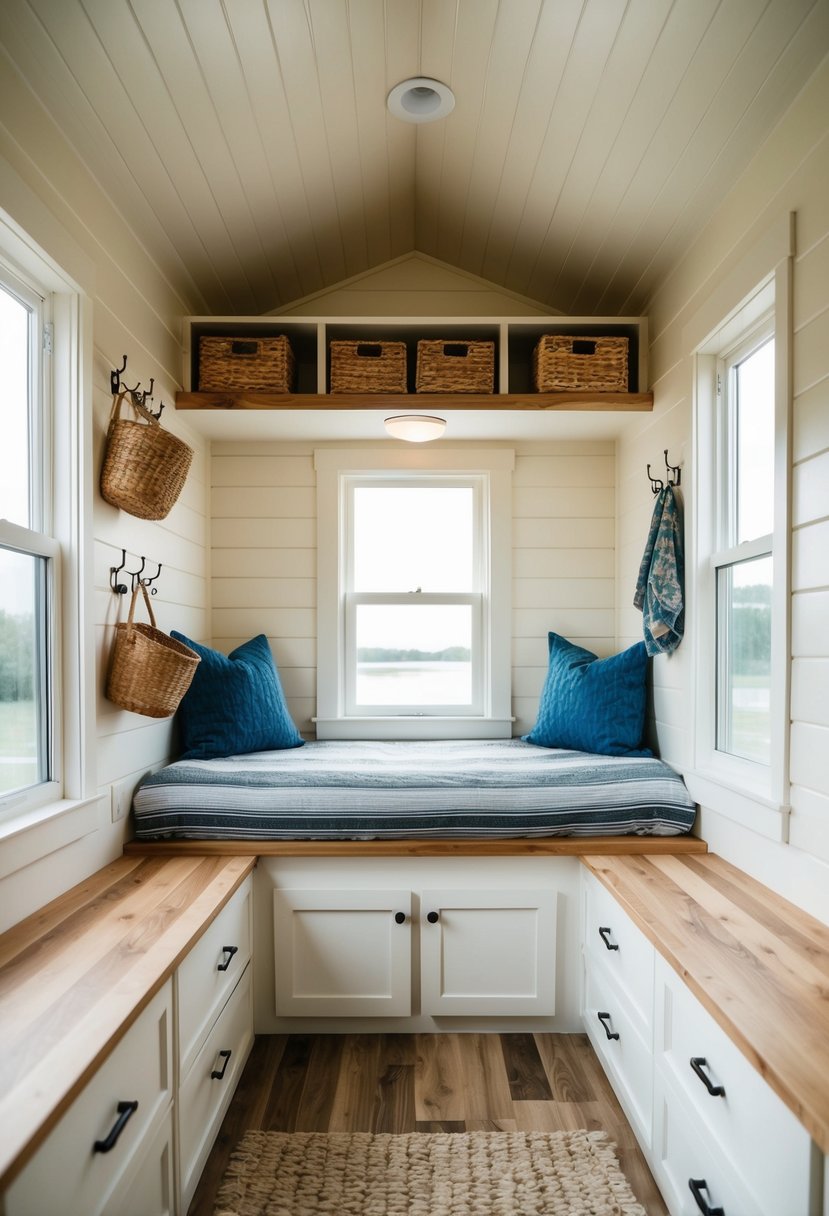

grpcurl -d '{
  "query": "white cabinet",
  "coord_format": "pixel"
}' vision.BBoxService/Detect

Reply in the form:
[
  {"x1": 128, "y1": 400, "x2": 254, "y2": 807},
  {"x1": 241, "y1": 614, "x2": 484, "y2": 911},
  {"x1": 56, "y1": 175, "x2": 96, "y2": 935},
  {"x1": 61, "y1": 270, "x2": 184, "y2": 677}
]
[
  {"x1": 653, "y1": 953, "x2": 817, "y2": 1216},
  {"x1": 273, "y1": 884, "x2": 556, "y2": 1018},
  {"x1": 5, "y1": 981, "x2": 174, "y2": 1216},
  {"x1": 420, "y1": 888, "x2": 556, "y2": 1016},
  {"x1": 582, "y1": 869, "x2": 655, "y2": 1146},
  {"x1": 273, "y1": 888, "x2": 412, "y2": 1016},
  {"x1": 177, "y1": 875, "x2": 254, "y2": 1214}
]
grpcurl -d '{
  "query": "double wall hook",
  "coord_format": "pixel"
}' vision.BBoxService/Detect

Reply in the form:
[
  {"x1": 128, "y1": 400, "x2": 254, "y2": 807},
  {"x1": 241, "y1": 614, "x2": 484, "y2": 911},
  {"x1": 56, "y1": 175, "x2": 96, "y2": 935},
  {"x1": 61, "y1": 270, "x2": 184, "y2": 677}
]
[{"x1": 647, "y1": 450, "x2": 682, "y2": 496}]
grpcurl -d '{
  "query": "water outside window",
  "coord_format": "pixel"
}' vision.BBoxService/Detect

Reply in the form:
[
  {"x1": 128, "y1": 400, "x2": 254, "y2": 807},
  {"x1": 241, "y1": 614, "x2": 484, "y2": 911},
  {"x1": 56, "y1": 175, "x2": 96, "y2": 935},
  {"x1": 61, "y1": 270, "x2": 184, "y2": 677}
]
[{"x1": 717, "y1": 554, "x2": 772, "y2": 763}]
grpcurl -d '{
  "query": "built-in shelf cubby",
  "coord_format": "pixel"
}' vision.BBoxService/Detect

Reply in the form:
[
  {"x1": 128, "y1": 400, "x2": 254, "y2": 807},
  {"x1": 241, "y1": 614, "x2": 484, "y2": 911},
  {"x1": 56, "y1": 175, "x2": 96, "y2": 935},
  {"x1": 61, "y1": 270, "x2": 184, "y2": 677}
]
[{"x1": 177, "y1": 314, "x2": 651, "y2": 415}]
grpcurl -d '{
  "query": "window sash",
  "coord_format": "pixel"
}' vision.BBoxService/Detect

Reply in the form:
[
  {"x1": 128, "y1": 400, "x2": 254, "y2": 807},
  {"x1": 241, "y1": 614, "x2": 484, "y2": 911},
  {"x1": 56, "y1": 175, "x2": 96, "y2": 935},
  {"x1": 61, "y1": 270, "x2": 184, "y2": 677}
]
[{"x1": 344, "y1": 591, "x2": 483, "y2": 716}]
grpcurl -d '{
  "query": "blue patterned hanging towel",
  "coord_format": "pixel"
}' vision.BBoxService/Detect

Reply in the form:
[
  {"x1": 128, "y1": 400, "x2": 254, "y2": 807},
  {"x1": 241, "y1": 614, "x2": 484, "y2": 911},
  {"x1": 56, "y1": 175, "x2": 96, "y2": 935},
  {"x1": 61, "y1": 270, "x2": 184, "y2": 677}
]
[{"x1": 634, "y1": 485, "x2": 684, "y2": 654}]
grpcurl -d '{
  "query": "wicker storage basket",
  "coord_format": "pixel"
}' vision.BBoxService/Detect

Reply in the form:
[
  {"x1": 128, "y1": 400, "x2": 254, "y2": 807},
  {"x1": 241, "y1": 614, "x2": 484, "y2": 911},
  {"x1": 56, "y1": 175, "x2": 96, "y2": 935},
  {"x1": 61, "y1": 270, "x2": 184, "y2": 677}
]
[
  {"x1": 329, "y1": 340, "x2": 407, "y2": 393},
  {"x1": 415, "y1": 339, "x2": 495, "y2": 393},
  {"x1": 198, "y1": 334, "x2": 295, "y2": 391},
  {"x1": 533, "y1": 335, "x2": 629, "y2": 392},
  {"x1": 106, "y1": 584, "x2": 200, "y2": 718},
  {"x1": 100, "y1": 391, "x2": 193, "y2": 521}
]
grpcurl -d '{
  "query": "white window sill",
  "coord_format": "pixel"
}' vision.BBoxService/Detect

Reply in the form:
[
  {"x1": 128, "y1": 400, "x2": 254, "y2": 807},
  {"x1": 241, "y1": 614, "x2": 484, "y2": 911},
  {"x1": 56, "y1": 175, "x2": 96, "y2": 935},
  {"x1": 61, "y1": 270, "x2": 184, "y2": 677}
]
[
  {"x1": 0, "y1": 795, "x2": 103, "y2": 880},
  {"x1": 313, "y1": 717, "x2": 515, "y2": 741},
  {"x1": 684, "y1": 769, "x2": 789, "y2": 844}
]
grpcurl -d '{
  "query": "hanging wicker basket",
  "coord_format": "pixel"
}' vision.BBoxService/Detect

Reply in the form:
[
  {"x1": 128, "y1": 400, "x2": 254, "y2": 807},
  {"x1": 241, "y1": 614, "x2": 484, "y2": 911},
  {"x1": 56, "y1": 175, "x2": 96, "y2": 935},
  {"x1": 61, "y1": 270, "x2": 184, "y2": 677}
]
[
  {"x1": 100, "y1": 391, "x2": 194, "y2": 520},
  {"x1": 106, "y1": 584, "x2": 200, "y2": 718}
]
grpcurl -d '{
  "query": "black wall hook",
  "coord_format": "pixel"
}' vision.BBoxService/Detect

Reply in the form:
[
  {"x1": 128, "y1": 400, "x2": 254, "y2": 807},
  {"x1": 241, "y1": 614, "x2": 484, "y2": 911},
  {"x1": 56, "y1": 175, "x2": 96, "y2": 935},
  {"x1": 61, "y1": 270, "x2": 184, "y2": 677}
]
[
  {"x1": 110, "y1": 551, "x2": 163, "y2": 594},
  {"x1": 110, "y1": 355, "x2": 128, "y2": 395},
  {"x1": 141, "y1": 560, "x2": 162, "y2": 595},
  {"x1": 110, "y1": 549, "x2": 129, "y2": 594},
  {"x1": 647, "y1": 450, "x2": 682, "y2": 495}
]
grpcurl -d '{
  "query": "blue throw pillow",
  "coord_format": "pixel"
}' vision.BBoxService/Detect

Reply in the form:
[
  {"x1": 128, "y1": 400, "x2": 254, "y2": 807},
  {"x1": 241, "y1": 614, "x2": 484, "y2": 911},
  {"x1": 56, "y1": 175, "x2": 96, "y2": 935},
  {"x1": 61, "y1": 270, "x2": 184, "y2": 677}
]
[
  {"x1": 523, "y1": 632, "x2": 651, "y2": 756},
  {"x1": 169, "y1": 632, "x2": 304, "y2": 759}
]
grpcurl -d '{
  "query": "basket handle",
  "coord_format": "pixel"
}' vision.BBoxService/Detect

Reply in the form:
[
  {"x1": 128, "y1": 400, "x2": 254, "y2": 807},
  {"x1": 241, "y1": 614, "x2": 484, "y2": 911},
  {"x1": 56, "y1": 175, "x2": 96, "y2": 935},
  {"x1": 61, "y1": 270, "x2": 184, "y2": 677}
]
[
  {"x1": 109, "y1": 389, "x2": 159, "y2": 427},
  {"x1": 126, "y1": 582, "x2": 158, "y2": 631}
]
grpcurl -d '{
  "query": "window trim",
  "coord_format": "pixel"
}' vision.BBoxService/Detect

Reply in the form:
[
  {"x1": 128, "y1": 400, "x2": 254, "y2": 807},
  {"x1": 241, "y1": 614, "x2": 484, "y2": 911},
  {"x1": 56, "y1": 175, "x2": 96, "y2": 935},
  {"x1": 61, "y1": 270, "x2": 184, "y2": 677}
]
[
  {"x1": 690, "y1": 252, "x2": 793, "y2": 840},
  {"x1": 314, "y1": 447, "x2": 514, "y2": 741},
  {"x1": 0, "y1": 207, "x2": 94, "y2": 856}
]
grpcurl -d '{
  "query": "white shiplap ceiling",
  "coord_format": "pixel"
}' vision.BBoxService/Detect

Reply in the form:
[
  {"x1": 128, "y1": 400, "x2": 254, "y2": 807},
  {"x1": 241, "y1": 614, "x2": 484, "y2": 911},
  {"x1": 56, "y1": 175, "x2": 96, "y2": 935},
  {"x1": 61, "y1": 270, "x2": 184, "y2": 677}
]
[{"x1": 2, "y1": 0, "x2": 828, "y2": 317}]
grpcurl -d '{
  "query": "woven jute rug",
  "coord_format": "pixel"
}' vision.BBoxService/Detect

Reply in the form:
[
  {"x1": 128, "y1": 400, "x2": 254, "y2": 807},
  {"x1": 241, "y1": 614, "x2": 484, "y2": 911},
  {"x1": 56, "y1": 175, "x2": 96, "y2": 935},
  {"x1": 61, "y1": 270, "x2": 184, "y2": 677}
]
[{"x1": 213, "y1": 1129, "x2": 647, "y2": 1216}]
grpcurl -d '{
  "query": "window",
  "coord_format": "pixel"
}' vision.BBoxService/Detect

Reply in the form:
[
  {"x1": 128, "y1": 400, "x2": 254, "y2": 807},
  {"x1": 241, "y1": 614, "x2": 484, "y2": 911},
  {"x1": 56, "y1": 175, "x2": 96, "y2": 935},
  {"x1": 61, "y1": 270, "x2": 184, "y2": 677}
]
[
  {"x1": 692, "y1": 259, "x2": 791, "y2": 832},
  {"x1": 0, "y1": 268, "x2": 61, "y2": 816},
  {"x1": 315, "y1": 449, "x2": 513, "y2": 740},
  {"x1": 345, "y1": 478, "x2": 483, "y2": 716},
  {"x1": 715, "y1": 330, "x2": 774, "y2": 764}
]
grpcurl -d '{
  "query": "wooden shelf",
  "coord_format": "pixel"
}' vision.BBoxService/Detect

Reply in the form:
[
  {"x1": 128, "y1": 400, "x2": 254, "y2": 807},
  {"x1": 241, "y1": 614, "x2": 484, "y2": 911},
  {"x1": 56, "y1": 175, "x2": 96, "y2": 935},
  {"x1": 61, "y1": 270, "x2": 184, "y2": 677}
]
[{"x1": 175, "y1": 390, "x2": 653, "y2": 413}]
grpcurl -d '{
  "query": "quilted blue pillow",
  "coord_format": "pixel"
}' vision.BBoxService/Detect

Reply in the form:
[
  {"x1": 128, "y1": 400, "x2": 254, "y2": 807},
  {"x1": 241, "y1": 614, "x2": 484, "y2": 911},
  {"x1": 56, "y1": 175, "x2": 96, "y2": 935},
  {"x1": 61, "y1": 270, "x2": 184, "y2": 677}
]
[
  {"x1": 170, "y1": 632, "x2": 304, "y2": 759},
  {"x1": 524, "y1": 632, "x2": 651, "y2": 756}
]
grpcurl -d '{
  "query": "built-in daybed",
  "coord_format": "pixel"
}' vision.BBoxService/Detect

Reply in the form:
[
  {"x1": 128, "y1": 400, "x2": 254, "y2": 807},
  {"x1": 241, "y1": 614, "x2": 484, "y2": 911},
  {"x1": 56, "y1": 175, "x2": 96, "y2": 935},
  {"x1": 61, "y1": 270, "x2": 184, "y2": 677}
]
[{"x1": 132, "y1": 738, "x2": 696, "y2": 842}]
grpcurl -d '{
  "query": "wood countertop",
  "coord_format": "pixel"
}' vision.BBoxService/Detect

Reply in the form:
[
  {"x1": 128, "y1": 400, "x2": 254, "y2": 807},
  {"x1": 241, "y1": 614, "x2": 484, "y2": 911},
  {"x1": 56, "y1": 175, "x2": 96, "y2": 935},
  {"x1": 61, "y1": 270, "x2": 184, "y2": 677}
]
[
  {"x1": 0, "y1": 854, "x2": 255, "y2": 1190},
  {"x1": 581, "y1": 853, "x2": 829, "y2": 1156}
]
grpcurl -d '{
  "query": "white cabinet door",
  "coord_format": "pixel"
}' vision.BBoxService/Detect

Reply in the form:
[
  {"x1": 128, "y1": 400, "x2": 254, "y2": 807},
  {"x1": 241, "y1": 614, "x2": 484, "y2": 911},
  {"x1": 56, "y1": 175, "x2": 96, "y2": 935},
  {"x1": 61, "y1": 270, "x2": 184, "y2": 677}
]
[
  {"x1": 420, "y1": 888, "x2": 556, "y2": 1016},
  {"x1": 274, "y1": 888, "x2": 412, "y2": 1016}
]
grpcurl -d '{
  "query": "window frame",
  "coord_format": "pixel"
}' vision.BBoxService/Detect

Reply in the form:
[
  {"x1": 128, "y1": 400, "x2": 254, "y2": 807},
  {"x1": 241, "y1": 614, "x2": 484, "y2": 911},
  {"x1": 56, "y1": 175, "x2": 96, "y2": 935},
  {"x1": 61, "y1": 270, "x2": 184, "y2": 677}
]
[
  {"x1": 343, "y1": 473, "x2": 485, "y2": 718},
  {"x1": 691, "y1": 256, "x2": 792, "y2": 840},
  {"x1": 314, "y1": 448, "x2": 514, "y2": 741},
  {"x1": 0, "y1": 208, "x2": 95, "y2": 862}
]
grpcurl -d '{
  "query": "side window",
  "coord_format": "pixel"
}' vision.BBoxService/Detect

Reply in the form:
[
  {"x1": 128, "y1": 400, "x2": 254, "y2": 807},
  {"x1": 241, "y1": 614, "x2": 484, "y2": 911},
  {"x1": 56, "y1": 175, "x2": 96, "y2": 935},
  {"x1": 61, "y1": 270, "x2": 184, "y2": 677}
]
[
  {"x1": 714, "y1": 331, "x2": 774, "y2": 763},
  {"x1": 0, "y1": 268, "x2": 61, "y2": 816}
]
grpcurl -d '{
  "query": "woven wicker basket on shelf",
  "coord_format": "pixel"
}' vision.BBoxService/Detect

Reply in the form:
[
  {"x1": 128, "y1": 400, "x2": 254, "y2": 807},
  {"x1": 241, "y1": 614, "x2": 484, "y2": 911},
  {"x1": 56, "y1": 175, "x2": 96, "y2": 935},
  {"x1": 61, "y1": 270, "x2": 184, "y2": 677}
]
[
  {"x1": 533, "y1": 335, "x2": 629, "y2": 392},
  {"x1": 415, "y1": 340, "x2": 495, "y2": 393},
  {"x1": 198, "y1": 335, "x2": 295, "y2": 391},
  {"x1": 106, "y1": 585, "x2": 200, "y2": 718},
  {"x1": 100, "y1": 391, "x2": 193, "y2": 521},
  {"x1": 329, "y1": 340, "x2": 407, "y2": 393}
]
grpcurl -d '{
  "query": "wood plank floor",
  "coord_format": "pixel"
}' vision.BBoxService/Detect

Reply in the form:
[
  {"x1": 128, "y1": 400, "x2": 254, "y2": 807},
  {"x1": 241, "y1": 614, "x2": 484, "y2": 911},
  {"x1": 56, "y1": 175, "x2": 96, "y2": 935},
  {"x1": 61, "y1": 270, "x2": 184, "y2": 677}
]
[{"x1": 188, "y1": 1033, "x2": 667, "y2": 1215}]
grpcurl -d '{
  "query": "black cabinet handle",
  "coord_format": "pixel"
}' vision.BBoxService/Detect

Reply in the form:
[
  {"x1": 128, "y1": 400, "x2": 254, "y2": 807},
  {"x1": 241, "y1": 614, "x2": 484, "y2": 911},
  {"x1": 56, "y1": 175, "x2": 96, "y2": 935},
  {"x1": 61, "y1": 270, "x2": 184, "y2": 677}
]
[
  {"x1": 597, "y1": 1011, "x2": 619, "y2": 1041},
  {"x1": 217, "y1": 945, "x2": 238, "y2": 972},
  {"x1": 427, "y1": 911, "x2": 439, "y2": 924},
  {"x1": 394, "y1": 911, "x2": 406, "y2": 924},
  {"x1": 689, "y1": 1178, "x2": 725, "y2": 1215},
  {"x1": 93, "y1": 1100, "x2": 138, "y2": 1153},
  {"x1": 690, "y1": 1057, "x2": 726, "y2": 1097},
  {"x1": 598, "y1": 926, "x2": 619, "y2": 951},
  {"x1": 211, "y1": 1049, "x2": 232, "y2": 1080}
]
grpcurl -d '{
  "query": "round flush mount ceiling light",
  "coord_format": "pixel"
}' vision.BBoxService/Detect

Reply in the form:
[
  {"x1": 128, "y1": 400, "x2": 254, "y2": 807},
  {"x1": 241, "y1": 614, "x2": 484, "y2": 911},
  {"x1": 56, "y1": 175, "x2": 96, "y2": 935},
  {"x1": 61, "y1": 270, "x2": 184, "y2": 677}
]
[
  {"x1": 387, "y1": 77, "x2": 455, "y2": 124},
  {"x1": 384, "y1": 414, "x2": 447, "y2": 442}
]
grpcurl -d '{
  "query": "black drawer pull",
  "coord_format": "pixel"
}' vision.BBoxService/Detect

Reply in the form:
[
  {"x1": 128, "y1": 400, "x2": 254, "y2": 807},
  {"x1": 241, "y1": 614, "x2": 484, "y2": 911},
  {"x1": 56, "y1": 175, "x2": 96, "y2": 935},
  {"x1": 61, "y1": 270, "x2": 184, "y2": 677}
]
[
  {"x1": 690, "y1": 1056, "x2": 726, "y2": 1097},
  {"x1": 93, "y1": 1099, "x2": 138, "y2": 1153},
  {"x1": 597, "y1": 1011, "x2": 619, "y2": 1041},
  {"x1": 394, "y1": 911, "x2": 406, "y2": 924},
  {"x1": 211, "y1": 1049, "x2": 232, "y2": 1080},
  {"x1": 427, "y1": 911, "x2": 439, "y2": 924},
  {"x1": 689, "y1": 1178, "x2": 724, "y2": 1215},
  {"x1": 598, "y1": 926, "x2": 619, "y2": 951},
  {"x1": 217, "y1": 945, "x2": 238, "y2": 972}
]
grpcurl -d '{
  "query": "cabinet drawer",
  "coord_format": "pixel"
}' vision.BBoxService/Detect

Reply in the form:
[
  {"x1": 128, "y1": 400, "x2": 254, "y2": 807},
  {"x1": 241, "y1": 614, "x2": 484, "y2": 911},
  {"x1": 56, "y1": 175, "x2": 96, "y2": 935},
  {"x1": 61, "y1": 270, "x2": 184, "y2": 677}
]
[
  {"x1": 653, "y1": 1068, "x2": 762, "y2": 1216},
  {"x1": 109, "y1": 1106, "x2": 174, "y2": 1216},
  {"x1": 5, "y1": 980, "x2": 172, "y2": 1216},
  {"x1": 584, "y1": 954, "x2": 652, "y2": 1143},
  {"x1": 656, "y1": 955, "x2": 816, "y2": 1216},
  {"x1": 584, "y1": 869, "x2": 654, "y2": 1034},
  {"x1": 178, "y1": 875, "x2": 252, "y2": 1077},
  {"x1": 178, "y1": 963, "x2": 254, "y2": 1213}
]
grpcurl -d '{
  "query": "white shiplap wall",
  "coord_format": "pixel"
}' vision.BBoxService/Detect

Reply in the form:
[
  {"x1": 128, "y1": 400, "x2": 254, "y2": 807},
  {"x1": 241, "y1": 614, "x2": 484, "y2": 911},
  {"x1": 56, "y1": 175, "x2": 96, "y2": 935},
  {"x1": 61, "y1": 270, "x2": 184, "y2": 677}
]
[
  {"x1": 210, "y1": 438, "x2": 615, "y2": 739},
  {"x1": 0, "y1": 53, "x2": 208, "y2": 929},
  {"x1": 615, "y1": 55, "x2": 829, "y2": 920}
]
